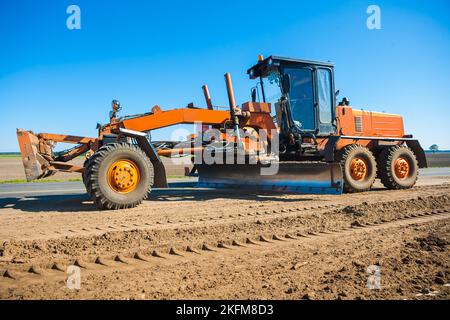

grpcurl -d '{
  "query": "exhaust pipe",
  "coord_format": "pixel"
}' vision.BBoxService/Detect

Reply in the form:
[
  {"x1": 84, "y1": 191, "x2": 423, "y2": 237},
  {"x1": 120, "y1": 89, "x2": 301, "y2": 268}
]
[
  {"x1": 202, "y1": 84, "x2": 213, "y2": 110},
  {"x1": 224, "y1": 73, "x2": 243, "y2": 149}
]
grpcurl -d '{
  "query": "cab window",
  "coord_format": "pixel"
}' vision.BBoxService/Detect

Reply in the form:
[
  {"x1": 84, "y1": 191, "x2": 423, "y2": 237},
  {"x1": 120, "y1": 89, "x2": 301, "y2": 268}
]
[
  {"x1": 317, "y1": 68, "x2": 333, "y2": 124},
  {"x1": 284, "y1": 67, "x2": 315, "y2": 130}
]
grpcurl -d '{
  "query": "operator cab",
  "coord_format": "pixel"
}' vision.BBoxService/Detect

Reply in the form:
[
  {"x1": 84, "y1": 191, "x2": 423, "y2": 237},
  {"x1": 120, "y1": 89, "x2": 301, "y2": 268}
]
[{"x1": 247, "y1": 56, "x2": 336, "y2": 137}]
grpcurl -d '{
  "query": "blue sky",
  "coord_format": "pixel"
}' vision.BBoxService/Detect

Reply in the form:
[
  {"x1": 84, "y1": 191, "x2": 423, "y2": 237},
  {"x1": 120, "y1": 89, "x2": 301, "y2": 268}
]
[{"x1": 1, "y1": 0, "x2": 449, "y2": 152}]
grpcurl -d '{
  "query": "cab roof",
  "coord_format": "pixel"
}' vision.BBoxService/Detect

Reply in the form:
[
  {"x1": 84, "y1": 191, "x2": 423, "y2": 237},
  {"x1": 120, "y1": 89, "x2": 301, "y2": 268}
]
[{"x1": 247, "y1": 55, "x2": 334, "y2": 79}]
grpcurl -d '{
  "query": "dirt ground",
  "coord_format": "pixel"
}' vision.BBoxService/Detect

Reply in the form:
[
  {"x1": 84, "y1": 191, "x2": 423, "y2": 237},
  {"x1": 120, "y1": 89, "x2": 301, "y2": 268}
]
[{"x1": 0, "y1": 175, "x2": 449, "y2": 299}]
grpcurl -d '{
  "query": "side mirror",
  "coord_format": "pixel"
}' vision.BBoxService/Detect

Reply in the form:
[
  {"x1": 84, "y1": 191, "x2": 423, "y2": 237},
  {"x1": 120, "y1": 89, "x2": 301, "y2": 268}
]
[
  {"x1": 335, "y1": 89, "x2": 340, "y2": 97},
  {"x1": 282, "y1": 74, "x2": 290, "y2": 94},
  {"x1": 251, "y1": 88, "x2": 257, "y2": 102}
]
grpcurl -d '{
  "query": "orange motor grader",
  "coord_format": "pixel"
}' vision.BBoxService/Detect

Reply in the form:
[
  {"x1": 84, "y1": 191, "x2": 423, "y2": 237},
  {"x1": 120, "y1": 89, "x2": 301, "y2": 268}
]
[{"x1": 17, "y1": 56, "x2": 427, "y2": 209}]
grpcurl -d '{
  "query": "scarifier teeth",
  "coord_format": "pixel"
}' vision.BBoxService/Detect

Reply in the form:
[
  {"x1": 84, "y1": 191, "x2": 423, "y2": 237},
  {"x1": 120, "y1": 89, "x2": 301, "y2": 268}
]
[
  {"x1": 259, "y1": 235, "x2": 271, "y2": 243},
  {"x1": 272, "y1": 234, "x2": 285, "y2": 241},
  {"x1": 217, "y1": 242, "x2": 230, "y2": 249},
  {"x1": 285, "y1": 234, "x2": 297, "y2": 239},
  {"x1": 246, "y1": 238, "x2": 258, "y2": 245},
  {"x1": 169, "y1": 247, "x2": 183, "y2": 256},
  {"x1": 51, "y1": 263, "x2": 65, "y2": 272},
  {"x1": 114, "y1": 255, "x2": 128, "y2": 264},
  {"x1": 133, "y1": 252, "x2": 148, "y2": 261},
  {"x1": 95, "y1": 256, "x2": 109, "y2": 266},
  {"x1": 3, "y1": 269, "x2": 16, "y2": 279},
  {"x1": 28, "y1": 266, "x2": 42, "y2": 275},
  {"x1": 186, "y1": 246, "x2": 200, "y2": 254},
  {"x1": 73, "y1": 259, "x2": 87, "y2": 268},
  {"x1": 202, "y1": 244, "x2": 215, "y2": 251},
  {"x1": 232, "y1": 240, "x2": 245, "y2": 247},
  {"x1": 151, "y1": 250, "x2": 165, "y2": 258},
  {"x1": 296, "y1": 232, "x2": 308, "y2": 238}
]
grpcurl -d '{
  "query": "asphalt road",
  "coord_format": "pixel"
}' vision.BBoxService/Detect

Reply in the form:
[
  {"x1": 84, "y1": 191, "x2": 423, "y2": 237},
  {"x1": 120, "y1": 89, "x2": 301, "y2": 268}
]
[
  {"x1": 0, "y1": 179, "x2": 199, "y2": 198},
  {"x1": 0, "y1": 168, "x2": 449, "y2": 199}
]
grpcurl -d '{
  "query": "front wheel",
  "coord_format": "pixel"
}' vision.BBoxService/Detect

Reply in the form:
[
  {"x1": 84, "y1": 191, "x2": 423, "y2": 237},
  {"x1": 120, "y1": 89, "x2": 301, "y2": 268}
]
[
  {"x1": 377, "y1": 145, "x2": 418, "y2": 190},
  {"x1": 337, "y1": 144, "x2": 377, "y2": 193},
  {"x1": 85, "y1": 142, "x2": 154, "y2": 210}
]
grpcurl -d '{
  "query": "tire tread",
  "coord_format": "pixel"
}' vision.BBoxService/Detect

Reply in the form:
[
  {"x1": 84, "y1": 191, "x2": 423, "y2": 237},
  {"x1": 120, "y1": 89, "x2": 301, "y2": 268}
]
[
  {"x1": 84, "y1": 142, "x2": 153, "y2": 210},
  {"x1": 377, "y1": 145, "x2": 418, "y2": 190},
  {"x1": 336, "y1": 144, "x2": 377, "y2": 193}
]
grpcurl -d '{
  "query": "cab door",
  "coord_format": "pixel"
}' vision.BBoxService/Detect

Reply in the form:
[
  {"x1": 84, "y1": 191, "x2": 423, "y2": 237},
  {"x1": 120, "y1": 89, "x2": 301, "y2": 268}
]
[
  {"x1": 315, "y1": 67, "x2": 335, "y2": 135},
  {"x1": 284, "y1": 67, "x2": 316, "y2": 132}
]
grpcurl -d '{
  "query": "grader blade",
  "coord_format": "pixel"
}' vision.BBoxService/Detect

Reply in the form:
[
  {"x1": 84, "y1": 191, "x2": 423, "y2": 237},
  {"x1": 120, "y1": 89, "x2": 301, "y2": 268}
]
[
  {"x1": 16, "y1": 129, "x2": 54, "y2": 181},
  {"x1": 197, "y1": 162, "x2": 343, "y2": 195}
]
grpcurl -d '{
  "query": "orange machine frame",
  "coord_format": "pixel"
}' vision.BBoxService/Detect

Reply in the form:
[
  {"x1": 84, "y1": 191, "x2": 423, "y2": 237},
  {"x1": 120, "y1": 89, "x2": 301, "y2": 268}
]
[{"x1": 17, "y1": 70, "x2": 421, "y2": 181}]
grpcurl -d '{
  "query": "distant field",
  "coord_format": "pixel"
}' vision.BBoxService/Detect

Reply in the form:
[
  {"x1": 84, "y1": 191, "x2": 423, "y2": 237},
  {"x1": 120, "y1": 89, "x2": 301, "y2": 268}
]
[
  {"x1": 0, "y1": 154, "x2": 20, "y2": 158},
  {"x1": 0, "y1": 153, "x2": 86, "y2": 159},
  {"x1": 0, "y1": 178, "x2": 82, "y2": 184},
  {"x1": 425, "y1": 151, "x2": 450, "y2": 167}
]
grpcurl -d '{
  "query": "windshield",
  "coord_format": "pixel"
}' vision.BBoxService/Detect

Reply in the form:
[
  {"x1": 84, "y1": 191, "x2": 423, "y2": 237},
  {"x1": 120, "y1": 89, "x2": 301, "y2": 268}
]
[
  {"x1": 253, "y1": 71, "x2": 282, "y2": 114},
  {"x1": 284, "y1": 67, "x2": 315, "y2": 131}
]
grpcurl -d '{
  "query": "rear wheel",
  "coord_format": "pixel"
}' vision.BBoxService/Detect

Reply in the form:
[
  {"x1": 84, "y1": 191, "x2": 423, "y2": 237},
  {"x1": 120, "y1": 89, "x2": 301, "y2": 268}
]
[
  {"x1": 377, "y1": 145, "x2": 418, "y2": 189},
  {"x1": 337, "y1": 144, "x2": 377, "y2": 193},
  {"x1": 85, "y1": 142, "x2": 153, "y2": 210},
  {"x1": 82, "y1": 158, "x2": 90, "y2": 187}
]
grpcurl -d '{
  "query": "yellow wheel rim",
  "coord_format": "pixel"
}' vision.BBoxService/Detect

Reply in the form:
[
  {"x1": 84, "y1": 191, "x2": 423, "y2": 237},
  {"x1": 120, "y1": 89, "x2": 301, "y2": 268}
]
[
  {"x1": 350, "y1": 158, "x2": 368, "y2": 181},
  {"x1": 107, "y1": 159, "x2": 140, "y2": 193},
  {"x1": 394, "y1": 157, "x2": 410, "y2": 180}
]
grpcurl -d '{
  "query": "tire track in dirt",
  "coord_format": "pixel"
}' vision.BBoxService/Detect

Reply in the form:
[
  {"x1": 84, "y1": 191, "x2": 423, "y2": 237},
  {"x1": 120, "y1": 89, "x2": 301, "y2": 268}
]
[
  {"x1": 1, "y1": 209, "x2": 448, "y2": 291},
  {"x1": 1, "y1": 192, "x2": 449, "y2": 269},
  {"x1": 1, "y1": 184, "x2": 449, "y2": 297},
  {"x1": 1, "y1": 184, "x2": 449, "y2": 242},
  {"x1": 1, "y1": 193, "x2": 449, "y2": 263},
  {"x1": 1, "y1": 182, "x2": 450, "y2": 299}
]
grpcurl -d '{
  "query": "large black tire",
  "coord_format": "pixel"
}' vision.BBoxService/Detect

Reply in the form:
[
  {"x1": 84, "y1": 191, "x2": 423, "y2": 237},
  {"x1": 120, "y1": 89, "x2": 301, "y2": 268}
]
[
  {"x1": 82, "y1": 158, "x2": 89, "y2": 187},
  {"x1": 377, "y1": 145, "x2": 418, "y2": 190},
  {"x1": 85, "y1": 142, "x2": 154, "y2": 210},
  {"x1": 337, "y1": 144, "x2": 377, "y2": 193}
]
